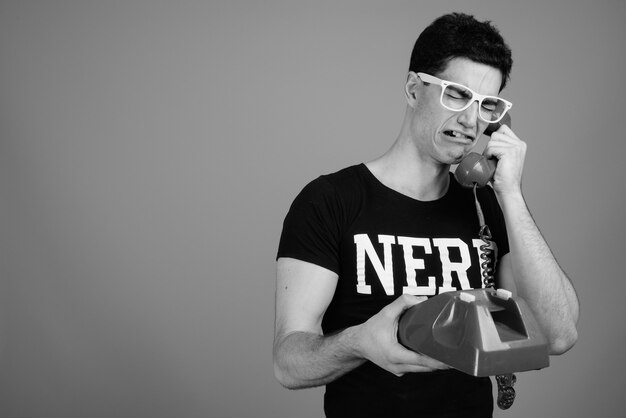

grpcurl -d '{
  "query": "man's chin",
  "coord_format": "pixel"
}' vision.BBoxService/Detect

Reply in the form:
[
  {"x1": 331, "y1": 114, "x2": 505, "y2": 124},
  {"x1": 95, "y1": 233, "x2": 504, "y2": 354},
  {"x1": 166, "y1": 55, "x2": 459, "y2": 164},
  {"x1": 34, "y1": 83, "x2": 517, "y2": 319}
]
[
  {"x1": 447, "y1": 152, "x2": 467, "y2": 166},
  {"x1": 435, "y1": 144, "x2": 473, "y2": 165}
]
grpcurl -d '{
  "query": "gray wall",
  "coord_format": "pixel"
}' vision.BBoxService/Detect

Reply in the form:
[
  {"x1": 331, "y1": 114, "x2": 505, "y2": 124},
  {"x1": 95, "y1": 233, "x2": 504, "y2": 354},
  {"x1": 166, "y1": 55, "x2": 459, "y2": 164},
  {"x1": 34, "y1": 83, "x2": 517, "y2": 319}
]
[{"x1": 1, "y1": 1, "x2": 624, "y2": 417}]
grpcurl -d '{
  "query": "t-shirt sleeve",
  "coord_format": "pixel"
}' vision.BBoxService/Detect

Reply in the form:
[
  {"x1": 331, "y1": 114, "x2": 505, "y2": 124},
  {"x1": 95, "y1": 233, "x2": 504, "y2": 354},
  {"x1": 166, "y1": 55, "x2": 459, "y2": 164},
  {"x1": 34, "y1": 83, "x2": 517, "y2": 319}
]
[
  {"x1": 277, "y1": 176, "x2": 344, "y2": 274},
  {"x1": 479, "y1": 185, "x2": 510, "y2": 259}
]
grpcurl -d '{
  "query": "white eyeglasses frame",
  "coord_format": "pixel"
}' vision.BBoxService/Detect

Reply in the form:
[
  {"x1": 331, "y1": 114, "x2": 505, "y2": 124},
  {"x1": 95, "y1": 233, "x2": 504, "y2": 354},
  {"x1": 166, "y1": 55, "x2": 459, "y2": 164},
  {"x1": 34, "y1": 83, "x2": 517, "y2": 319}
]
[{"x1": 416, "y1": 72, "x2": 513, "y2": 123}]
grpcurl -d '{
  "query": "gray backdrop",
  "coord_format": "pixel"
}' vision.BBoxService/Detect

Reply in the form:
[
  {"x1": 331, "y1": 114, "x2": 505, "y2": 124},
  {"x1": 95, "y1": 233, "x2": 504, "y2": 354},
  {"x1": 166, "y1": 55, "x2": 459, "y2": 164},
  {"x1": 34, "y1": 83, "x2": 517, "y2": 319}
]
[{"x1": 1, "y1": 0, "x2": 624, "y2": 417}]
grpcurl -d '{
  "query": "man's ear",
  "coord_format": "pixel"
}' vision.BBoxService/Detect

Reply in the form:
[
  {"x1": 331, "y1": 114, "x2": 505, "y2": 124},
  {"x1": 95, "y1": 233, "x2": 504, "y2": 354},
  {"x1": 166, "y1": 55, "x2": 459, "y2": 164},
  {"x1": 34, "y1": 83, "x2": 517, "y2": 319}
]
[{"x1": 405, "y1": 71, "x2": 420, "y2": 107}]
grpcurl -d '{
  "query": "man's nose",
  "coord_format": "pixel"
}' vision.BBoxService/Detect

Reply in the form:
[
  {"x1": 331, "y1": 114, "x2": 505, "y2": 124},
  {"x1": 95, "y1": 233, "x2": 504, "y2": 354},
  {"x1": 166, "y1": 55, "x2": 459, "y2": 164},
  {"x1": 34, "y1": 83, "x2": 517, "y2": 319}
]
[{"x1": 458, "y1": 101, "x2": 480, "y2": 128}]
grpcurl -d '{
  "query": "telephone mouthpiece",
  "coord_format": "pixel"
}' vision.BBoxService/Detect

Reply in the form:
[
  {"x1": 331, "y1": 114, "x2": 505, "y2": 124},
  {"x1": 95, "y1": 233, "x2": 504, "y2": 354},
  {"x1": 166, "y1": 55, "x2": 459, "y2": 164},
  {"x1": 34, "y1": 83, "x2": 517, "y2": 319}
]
[{"x1": 455, "y1": 152, "x2": 497, "y2": 188}]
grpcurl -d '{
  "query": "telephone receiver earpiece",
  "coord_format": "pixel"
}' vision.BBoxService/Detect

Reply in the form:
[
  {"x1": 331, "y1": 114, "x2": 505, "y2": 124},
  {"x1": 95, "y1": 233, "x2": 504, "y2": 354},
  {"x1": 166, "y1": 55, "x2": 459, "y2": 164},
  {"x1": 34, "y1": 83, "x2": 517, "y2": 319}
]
[
  {"x1": 483, "y1": 112, "x2": 511, "y2": 137},
  {"x1": 454, "y1": 113, "x2": 512, "y2": 188}
]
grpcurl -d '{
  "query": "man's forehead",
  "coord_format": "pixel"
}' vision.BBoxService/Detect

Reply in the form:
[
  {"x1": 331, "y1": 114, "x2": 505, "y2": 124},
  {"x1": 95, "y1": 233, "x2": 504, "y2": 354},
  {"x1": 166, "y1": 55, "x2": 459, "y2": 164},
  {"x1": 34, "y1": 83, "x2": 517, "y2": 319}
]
[{"x1": 439, "y1": 58, "x2": 503, "y2": 94}]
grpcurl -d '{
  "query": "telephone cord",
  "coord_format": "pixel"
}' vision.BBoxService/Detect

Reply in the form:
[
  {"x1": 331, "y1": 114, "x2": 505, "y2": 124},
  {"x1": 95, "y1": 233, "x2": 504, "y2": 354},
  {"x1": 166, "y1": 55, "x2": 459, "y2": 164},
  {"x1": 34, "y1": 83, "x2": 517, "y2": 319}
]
[{"x1": 472, "y1": 184, "x2": 516, "y2": 410}]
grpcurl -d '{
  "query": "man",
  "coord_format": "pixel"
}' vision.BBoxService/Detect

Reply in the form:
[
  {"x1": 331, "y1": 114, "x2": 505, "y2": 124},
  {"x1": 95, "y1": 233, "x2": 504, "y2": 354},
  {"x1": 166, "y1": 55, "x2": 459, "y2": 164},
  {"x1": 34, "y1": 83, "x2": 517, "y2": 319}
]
[{"x1": 273, "y1": 13, "x2": 578, "y2": 417}]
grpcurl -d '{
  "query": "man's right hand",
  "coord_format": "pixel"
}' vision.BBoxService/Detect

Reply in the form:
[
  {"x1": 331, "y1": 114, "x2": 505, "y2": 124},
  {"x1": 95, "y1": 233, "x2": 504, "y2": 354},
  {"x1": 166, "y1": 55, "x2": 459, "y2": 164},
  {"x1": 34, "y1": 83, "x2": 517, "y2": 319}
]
[{"x1": 353, "y1": 294, "x2": 450, "y2": 376}]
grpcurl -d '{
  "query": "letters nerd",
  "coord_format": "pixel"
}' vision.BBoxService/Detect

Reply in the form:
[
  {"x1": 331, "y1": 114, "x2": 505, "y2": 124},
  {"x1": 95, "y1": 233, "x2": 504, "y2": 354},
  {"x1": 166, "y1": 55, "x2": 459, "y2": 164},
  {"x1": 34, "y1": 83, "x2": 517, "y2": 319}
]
[{"x1": 354, "y1": 234, "x2": 491, "y2": 296}]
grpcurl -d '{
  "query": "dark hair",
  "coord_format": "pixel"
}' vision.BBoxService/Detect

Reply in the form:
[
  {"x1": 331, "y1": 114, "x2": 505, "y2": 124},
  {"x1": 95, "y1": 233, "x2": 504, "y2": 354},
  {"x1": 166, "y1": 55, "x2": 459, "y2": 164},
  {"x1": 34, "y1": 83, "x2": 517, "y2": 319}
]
[{"x1": 409, "y1": 13, "x2": 513, "y2": 91}]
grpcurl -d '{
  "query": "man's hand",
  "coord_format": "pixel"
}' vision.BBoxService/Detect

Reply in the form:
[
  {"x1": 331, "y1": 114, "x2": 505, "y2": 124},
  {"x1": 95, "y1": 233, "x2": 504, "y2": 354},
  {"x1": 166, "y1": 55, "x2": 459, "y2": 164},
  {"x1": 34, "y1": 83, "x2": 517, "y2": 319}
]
[
  {"x1": 274, "y1": 259, "x2": 451, "y2": 389},
  {"x1": 353, "y1": 294, "x2": 450, "y2": 376},
  {"x1": 484, "y1": 124, "x2": 526, "y2": 195},
  {"x1": 483, "y1": 127, "x2": 579, "y2": 355}
]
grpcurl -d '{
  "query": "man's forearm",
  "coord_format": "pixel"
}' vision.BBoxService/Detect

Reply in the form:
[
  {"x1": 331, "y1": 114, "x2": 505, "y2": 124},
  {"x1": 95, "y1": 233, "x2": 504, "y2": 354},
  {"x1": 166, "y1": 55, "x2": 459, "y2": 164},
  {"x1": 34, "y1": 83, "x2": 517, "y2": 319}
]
[
  {"x1": 273, "y1": 328, "x2": 366, "y2": 390},
  {"x1": 498, "y1": 191, "x2": 579, "y2": 353}
]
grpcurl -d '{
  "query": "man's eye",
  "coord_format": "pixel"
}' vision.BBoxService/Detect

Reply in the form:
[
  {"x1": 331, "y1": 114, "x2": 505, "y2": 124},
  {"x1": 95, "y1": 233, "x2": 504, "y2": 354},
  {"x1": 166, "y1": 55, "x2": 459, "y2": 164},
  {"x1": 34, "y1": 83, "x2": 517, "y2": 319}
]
[
  {"x1": 445, "y1": 92, "x2": 465, "y2": 100},
  {"x1": 444, "y1": 85, "x2": 471, "y2": 101},
  {"x1": 481, "y1": 102, "x2": 497, "y2": 112}
]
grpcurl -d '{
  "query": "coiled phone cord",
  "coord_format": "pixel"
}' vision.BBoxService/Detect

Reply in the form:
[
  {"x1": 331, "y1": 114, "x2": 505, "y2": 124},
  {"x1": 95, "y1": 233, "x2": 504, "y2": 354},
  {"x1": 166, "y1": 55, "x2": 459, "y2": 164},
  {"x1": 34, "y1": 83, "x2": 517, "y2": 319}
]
[{"x1": 473, "y1": 184, "x2": 517, "y2": 410}]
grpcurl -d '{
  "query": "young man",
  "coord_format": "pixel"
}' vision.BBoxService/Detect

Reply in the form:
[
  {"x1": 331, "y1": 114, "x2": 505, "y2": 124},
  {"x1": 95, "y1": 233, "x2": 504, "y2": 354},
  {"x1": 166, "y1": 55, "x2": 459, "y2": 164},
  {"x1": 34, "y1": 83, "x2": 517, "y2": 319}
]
[{"x1": 274, "y1": 13, "x2": 578, "y2": 417}]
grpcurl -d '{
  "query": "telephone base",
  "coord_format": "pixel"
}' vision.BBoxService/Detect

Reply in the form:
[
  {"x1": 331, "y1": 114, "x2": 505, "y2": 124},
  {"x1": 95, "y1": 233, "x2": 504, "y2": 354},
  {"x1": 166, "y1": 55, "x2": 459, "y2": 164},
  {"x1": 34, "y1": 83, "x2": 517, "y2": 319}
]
[{"x1": 398, "y1": 288, "x2": 549, "y2": 377}]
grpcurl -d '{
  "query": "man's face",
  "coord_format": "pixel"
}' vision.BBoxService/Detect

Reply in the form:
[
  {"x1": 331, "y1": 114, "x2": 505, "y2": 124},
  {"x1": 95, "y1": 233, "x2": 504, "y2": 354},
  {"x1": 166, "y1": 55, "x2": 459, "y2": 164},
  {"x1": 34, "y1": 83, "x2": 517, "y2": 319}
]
[{"x1": 409, "y1": 57, "x2": 503, "y2": 165}]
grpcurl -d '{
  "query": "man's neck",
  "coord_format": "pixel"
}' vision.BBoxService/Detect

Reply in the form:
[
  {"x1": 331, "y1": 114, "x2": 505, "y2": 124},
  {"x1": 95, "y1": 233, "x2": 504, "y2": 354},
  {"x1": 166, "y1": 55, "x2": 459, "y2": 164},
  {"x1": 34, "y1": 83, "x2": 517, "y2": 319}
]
[{"x1": 366, "y1": 141, "x2": 451, "y2": 201}]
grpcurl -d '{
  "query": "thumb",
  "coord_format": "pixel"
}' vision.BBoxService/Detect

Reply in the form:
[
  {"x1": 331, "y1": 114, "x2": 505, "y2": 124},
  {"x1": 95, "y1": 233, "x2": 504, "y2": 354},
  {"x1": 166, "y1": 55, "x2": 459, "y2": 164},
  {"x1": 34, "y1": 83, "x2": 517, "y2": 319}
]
[{"x1": 388, "y1": 294, "x2": 428, "y2": 316}]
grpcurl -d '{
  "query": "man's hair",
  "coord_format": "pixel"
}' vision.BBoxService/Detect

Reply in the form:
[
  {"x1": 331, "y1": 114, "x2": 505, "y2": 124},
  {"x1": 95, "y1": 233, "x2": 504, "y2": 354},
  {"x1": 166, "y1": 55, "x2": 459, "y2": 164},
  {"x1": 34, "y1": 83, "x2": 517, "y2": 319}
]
[{"x1": 409, "y1": 13, "x2": 513, "y2": 91}]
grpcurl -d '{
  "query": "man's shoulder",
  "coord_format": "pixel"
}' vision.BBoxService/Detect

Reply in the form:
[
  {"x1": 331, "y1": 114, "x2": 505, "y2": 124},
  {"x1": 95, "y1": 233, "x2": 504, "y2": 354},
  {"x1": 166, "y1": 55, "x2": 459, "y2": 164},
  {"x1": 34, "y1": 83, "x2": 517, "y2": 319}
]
[
  {"x1": 302, "y1": 164, "x2": 366, "y2": 194},
  {"x1": 319, "y1": 163, "x2": 365, "y2": 186},
  {"x1": 290, "y1": 164, "x2": 369, "y2": 214}
]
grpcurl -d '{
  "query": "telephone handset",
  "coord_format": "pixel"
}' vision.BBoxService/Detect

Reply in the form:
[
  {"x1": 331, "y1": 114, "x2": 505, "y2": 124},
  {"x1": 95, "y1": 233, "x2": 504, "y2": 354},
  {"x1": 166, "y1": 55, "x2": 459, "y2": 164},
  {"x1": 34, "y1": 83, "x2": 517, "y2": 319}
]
[{"x1": 454, "y1": 113, "x2": 512, "y2": 188}]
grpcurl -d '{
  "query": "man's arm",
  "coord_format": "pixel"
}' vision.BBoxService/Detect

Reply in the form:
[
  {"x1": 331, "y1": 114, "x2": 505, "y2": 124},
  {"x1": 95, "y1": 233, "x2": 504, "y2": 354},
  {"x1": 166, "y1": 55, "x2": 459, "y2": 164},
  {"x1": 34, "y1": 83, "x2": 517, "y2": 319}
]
[
  {"x1": 487, "y1": 125, "x2": 579, "y2": 355},
  {"x1": 273, "y1": 257, "x2": 448, "y2": 390}
]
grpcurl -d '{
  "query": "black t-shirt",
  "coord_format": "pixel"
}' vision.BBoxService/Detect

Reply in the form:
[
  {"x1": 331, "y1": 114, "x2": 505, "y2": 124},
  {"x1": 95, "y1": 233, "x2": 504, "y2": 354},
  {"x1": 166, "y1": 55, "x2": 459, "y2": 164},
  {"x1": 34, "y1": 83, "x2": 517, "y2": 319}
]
[{"x1": 277, "y1": 164, "x2": 509, "y2": 417}]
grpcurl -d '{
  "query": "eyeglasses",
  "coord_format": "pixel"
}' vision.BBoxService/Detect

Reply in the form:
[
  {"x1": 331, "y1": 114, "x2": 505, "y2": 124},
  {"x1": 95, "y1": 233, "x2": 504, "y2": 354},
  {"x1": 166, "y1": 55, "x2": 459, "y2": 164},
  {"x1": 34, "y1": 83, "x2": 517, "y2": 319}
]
[{"x1": 417, "y1": 72, "x2": 512, "y2": 123}]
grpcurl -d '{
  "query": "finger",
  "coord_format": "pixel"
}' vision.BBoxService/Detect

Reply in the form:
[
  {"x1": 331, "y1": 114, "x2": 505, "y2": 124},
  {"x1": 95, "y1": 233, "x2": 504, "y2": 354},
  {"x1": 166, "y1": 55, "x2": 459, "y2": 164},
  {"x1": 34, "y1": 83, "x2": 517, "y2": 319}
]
[
  {"x1": 483, "y1": 142, "x2": 508, "y2": 160},
  {"x1": 494, "y1": 123, "x2": 519, "y2": 141},
  {"x1": 387, "y1": 343, "x2": 448, "y2": 369},
  {"x1": 386, "y1": 345, "x2": 424, "y2": 364},
  {"x1": 484, "y1": 138, "x2": 524, "y2": 159},
  {"x1": 399, "y1": 360, "x2": 451, "y2": 373},
  {"x1": 391, "y1": 354, "x2": 451, "y2": 372},
  {"x1": 392, "y1": 362, "x2": 451, "y2": 376},
  {"x1": 418, "y1": 356, "x2": 450, "y2": 370},
  {"x1": 488, "y1": 133, "x2": 519, "y2": 148}
]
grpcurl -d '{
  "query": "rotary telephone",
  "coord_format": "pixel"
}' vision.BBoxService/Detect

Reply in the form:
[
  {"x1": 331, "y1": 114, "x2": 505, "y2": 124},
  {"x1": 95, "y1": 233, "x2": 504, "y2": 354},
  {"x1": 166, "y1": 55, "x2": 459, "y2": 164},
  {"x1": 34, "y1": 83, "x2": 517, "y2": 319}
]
[
  {"x1": 405, "y1": 113, "x2": 546, "y2": 410},
  {"x1": 454, "y1": 113, "x2": 512, "y2": 188}
]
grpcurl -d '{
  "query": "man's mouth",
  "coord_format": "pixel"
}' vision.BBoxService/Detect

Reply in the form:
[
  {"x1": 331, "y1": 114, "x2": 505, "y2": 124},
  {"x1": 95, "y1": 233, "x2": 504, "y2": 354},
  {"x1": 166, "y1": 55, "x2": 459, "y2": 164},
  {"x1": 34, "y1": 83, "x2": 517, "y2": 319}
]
[{"x1": 443, "y1": 130, "x2": 474, "y2": 141}]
